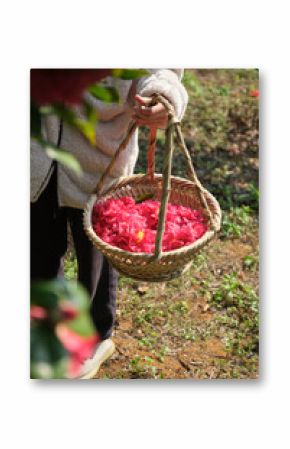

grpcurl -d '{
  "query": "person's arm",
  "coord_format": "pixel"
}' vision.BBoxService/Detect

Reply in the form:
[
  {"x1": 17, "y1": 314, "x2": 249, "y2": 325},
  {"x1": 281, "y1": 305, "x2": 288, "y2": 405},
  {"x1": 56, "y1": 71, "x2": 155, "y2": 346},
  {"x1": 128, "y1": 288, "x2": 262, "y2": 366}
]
[{"x1": 133, "y1": 69, "x2": 188, "y2": 128}]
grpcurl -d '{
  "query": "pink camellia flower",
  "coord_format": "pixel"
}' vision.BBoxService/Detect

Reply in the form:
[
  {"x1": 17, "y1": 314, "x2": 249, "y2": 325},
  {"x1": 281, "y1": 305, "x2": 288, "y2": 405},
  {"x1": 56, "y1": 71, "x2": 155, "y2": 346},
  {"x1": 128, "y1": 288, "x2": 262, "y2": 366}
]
[
  {"x1": 30, "y1": 305, "x2": 48, "y2": 320},
  {"x1": 92, "y1": 197, "x2": 208, "y2": 253},
  {"x1": 59, "y1": 302, "x2": 79, "y2": 321},
  {"x1": 31, "y1": 303, "x2": 79, "y2": 322},
  {"x1": 56, "y1": 324, "x2": 100, "y2": 378},
  {"x1": 250, "y1": 89, "x2": 259, "y2": 97},
  {"x1": 31, "y1": 69, "x2": 112, "y2": 106}
]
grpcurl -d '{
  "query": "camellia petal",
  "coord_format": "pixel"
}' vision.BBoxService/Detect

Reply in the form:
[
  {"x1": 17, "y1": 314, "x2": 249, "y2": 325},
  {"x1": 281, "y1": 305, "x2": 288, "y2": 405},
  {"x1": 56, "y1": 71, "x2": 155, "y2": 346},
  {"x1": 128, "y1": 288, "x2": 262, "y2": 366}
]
[{"x1": 92, "y1": 197, "x2": 208, "y2": 253}]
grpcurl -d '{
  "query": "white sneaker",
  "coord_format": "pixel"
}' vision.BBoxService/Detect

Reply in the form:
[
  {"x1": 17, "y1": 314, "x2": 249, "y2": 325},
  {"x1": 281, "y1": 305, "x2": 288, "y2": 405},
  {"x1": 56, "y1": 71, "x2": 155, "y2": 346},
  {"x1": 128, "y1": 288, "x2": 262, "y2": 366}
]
[{"x1": 78, "y1": 338, "x2": 115, "y2": 379}]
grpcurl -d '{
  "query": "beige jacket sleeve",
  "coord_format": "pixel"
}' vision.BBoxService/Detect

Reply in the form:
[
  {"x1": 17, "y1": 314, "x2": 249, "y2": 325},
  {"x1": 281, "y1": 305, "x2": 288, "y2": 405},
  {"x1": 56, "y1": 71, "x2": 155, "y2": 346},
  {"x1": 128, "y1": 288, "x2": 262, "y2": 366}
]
[{"x1": 136, "y1": 69, "x2": 188, "y2": 120}]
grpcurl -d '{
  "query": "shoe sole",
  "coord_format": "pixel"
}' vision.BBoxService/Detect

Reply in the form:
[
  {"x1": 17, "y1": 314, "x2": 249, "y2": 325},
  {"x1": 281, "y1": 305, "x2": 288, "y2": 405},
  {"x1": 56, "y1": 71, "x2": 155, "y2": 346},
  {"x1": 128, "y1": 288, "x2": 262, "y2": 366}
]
[{"x1": 79, "y1": 340, "x2": 116, "y2": 380}]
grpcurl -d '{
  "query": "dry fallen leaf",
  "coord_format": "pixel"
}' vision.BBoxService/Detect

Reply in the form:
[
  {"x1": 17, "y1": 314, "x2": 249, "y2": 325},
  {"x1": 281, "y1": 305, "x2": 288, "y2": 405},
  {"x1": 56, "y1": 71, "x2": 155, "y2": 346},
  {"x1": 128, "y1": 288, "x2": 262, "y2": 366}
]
[{"x1": 137, "y1": 284, "x2": 149, "y2": 295}]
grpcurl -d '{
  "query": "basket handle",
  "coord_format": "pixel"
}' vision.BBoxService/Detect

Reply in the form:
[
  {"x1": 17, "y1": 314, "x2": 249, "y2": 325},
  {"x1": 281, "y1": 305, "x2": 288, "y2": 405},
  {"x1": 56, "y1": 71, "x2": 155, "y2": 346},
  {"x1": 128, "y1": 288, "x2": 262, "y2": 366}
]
[
  {"x1": 174, "y1": 122, "x2": 217, "y2": 231},
  {"x1": 94, "y1": 95, "x2": 159, "y2": 195},
  {"x1": 143, "y1": 94, "x2": 218, "y2": 259},
  {"x1": 93, "y1": 121, "x2": 138, "y2": 195},
  {"x1": 146, "y1": 127, "x2": 157, "y2": 181}
]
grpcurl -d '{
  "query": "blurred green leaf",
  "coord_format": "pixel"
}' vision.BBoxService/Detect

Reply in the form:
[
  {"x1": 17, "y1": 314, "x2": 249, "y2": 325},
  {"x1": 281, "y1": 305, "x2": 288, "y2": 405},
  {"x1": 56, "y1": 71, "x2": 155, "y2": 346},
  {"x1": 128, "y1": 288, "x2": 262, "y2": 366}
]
[
  {"x1": 46, "y1": 147, "x2": 82, "y2": 174},
  {"x1": 67, "y1": 313, "x2": 96, "y2": 337},
  {"x1": 112, "y1": 69, "x2": 148, "y2": 80},
  {"x1": 40, "y1": 104, "x2": 97, "y2": 146},
  {"x1": 83, "y1": 100, "x2": 99, "y2": 124},
  {"x1": 30, "y1": 324, "x2": 68, "y2": 379},
  {"x1": 32, "y1": 134, "x2": 83, "y2": 174},
  {"x1": 31, "y1": 281, "x2": 59, "y2": 310},
  {"x1": 40, "y1": 103, "x2": 74, "y2": 121},
  {"x1": 31, "y1": 279, "x2": 90, "y2": 312},
  {"x1": 30, "y1": 279, "x2": 94, "y2": 378},
  {"x1": 74, "y1": 119, "x2": 96, "y2": 146},
  {"x1": 89, "y1": 85, "x2": 119, "y2": 103}
]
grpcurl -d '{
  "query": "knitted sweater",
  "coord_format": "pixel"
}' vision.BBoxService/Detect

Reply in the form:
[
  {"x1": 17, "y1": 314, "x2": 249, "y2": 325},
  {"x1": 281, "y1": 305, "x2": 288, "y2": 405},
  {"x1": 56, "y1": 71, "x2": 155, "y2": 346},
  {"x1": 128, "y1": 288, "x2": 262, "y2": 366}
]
[{"x1": 30, "y1": 69, "x2": 188, "y2": 209}]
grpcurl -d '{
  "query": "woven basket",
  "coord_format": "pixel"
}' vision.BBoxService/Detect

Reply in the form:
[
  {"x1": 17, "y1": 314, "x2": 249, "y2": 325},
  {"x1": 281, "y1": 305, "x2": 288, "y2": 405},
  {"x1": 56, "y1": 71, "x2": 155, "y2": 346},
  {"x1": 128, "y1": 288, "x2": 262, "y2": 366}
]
[{"x1": 84, "y1": 94, "x2": 222, "y2": 282}]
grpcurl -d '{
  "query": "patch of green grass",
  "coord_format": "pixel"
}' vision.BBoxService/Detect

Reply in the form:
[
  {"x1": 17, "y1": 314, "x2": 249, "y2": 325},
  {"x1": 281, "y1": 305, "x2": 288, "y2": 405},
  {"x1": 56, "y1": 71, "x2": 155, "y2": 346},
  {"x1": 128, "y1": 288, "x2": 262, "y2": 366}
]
[
  {"x1": 183, "y1": 69, "x2": 258, "y2": 153},
  {"x1": 221, "y1": 205, "x2": 255, "y2": 238},
  {"x1": 168, "y1": 300, "x2": 189, "y2": 315},
  {"x1": 152, "y1": 345, "x2": 170, "y2": 362},
  {"x1": 138, "y1": 335, "x2": 156, "y2": 348},
  {"x1": 237, "y1": 183, "x2": 259, "y2": 211},
  {"x1": 190, "y1": 252, "x2": 208, "y2": 272},
  {"x1": 243, "y1": 254, "x2": 259, "y2": 270},
  {"x1": 210, "y1": 273, "x2": 259, "y2": 360},
  {"x1": 128, "y1": 355, "x2": 159, "y2": 379},
  {"x1": 118, "y1": 275, "x2": 137, "y2": 289},
  {"x1": 64, "y1": 251, "x2": 77, "y2": 280},
  {"x1": 134, "y1": 304, "x2": 165, "y2": 325}
]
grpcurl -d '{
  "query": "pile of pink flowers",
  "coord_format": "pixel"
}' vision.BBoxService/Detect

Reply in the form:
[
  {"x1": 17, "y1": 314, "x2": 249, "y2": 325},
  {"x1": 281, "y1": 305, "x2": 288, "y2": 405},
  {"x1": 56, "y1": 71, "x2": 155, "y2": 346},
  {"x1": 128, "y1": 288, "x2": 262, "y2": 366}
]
[{"x1": 92, "y1": 197, "x2": 208, "y2": 253}]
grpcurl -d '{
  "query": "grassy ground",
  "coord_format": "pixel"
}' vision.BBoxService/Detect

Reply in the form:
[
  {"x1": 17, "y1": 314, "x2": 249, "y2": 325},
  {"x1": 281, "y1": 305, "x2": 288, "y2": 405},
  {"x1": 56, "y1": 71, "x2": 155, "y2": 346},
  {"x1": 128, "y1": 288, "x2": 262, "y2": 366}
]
[{"x1": 65, "y1": 69, "x2": 259, "y2": 379}]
